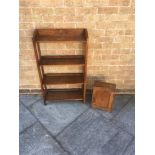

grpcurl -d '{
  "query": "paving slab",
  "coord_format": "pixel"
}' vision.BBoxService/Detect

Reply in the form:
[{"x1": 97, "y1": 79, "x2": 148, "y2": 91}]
[
  {"x1": 93, "y1": 95, "x2": 133, "y2": 119},
  {"x1": 112, "y1": 98, "x2": 135, "y2": 135},
  {"x1": 30, "y1": 100, "x2": 89, "y2": 136},
  {"x1": 19, "y1": 94, "x2": 41, "y2": 107},
  {"x1": 57, "y1": 109, "x2": 119, "y2": 155},
  {"x1": 19, "y1": 103, "x2": 37, "y2": 133},
  {"x1": 124, "y1": 140, "x2": 135, "y2": 155},
  {"x1": 20, "y1": 122, "x2": 69, "y2": 155},
  {"x1": 101, "y1": 130, "x2": 133, "y2": 155}
]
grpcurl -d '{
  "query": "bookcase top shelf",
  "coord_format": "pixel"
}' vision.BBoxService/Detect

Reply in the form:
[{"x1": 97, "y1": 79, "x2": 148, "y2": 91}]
[{"x1": 33, "y1": 28, "x2": 88, "y2": 42}]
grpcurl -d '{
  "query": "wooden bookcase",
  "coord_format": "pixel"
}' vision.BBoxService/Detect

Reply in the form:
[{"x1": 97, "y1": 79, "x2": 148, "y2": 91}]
[{"x1": 32, "y1": 29, "x2": 88, "y2": 105}]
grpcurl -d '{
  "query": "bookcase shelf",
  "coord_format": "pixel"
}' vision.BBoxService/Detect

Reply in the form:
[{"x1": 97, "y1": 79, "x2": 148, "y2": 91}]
[
  {"x1": 43, "y1": 73, "x2": 84, "y2": 85},
  {"x1": 46, "y1": 89, "x2": 83, "y2": 101},
  {"x1": 39, "y1": 55, "x2": 84, "y2": 65}
]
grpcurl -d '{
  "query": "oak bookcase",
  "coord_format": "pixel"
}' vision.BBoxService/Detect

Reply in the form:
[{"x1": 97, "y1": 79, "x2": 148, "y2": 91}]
[{"x1": 32, "y1": 29, "x2": 88, "y2": 105}]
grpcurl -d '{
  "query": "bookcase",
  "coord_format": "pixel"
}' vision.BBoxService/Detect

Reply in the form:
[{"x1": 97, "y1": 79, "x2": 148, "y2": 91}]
[{"x1": 32, "y1": 29, "x2": 88, "y2": 105}]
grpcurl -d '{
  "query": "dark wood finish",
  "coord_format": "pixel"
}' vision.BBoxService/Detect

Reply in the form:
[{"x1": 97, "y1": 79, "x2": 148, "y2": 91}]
[
  {"x1": 93, "y1": 81, "x2": 116, "y2": 89},
  {"x1": 39, "y1": 55, "x2": 84, "y2": 65},
  {"x1": 46, "y1": 89, "x2": 83, "y2": 100},
  {"x1": 92, "y1": 81, "x2": 116, "y2": 112},
  {"x1": 32, "y1": 41, "x2": 46, "y2": 103},
  {"x1": 32, "y1": 28, "x2": 88, "y2": 105},
  {"x1": 43, "y1": 73, "x2": 84, "y2": 84},
  {"x1": 33, "y1": 29, "x2": 87, "y2": 41},
  {"x1": 83, "y1": 32, "x2": 88, "y2": 102},
  {"x1": 36, "y1": 42, "x2": 47, "y2": 91}
]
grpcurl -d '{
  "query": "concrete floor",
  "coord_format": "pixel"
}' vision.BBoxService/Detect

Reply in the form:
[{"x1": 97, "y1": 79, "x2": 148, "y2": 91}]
[{"x1": 19, "y1": 94, "x2": 135, "y2": 155}]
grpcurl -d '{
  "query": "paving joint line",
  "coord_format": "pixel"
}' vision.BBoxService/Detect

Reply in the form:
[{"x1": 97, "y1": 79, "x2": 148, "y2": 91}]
[
  {"x1": 95, "y1": 95, "x2": 134, "y2": 122},
  {"x1": 110, "y1": 95, "x2": 134, "y2": 121},
  {"x1": 112, "y1": 123, "x2": 134, "y2": 137},
  {"x1": 101, "y1": 132, "x2": 120, "y2": 148},
  {"x1": 94, "y1": 112, "x2": 134, "y2": 137},
  {"x1": 21, "y1": 100, "x2": 74, "y2": 154},
  {"x1": 55, "y1": 107, "x2": 90, "y2": 137},
  {"x1": 37, "y1": 121, "x2": 71, "y2": 155},
  {"x1": 109, "y1": 96, "x2": 135, "y2": 136},
  {"x1": 92, "y1": 97, "x2": 135, "y2": 137},
  {"x1": 101, "y1": 130, "x2": 134, "y2": 154},
  {"x1": 19, "y1": 94, "x2": 42, "y2": 107},
  {"x1": 122, "y1": 136, "x2": 135, "y2": 155},
  {"x1": 19, "y1": 121, "x2": 38, "y2": 135}
]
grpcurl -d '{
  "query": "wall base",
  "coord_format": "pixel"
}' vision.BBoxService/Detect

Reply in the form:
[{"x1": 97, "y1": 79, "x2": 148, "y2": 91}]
[{"x1": 19, "y1": 89, "x2": 135, "y2": 95}]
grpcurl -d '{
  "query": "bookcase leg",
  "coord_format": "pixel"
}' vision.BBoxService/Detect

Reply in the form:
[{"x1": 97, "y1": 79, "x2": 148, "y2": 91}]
[
  {"x1": 83, "y1": 95, "x2": 86, "y2": 103},
  {"x1": 43, "y1": 97, "x2": 46, "y2": 105},
  {"x1": 83, "y1": 87, "x2": 87, "y2": 103},
  {"x1": 83, "y1": 99, "x2": 85, "y2": 103},
  {"x1": 42, "y1": 91, "x2": 47, "y2": 105},
  {"x1": 44, "y1": 101, "x2": 47, "y2": 105}
]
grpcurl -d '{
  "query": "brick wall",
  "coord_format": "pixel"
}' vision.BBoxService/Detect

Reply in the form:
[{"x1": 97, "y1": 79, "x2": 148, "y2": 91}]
[{"x1": 19, "y1": 0, "x2": 135, "y2": 93}]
